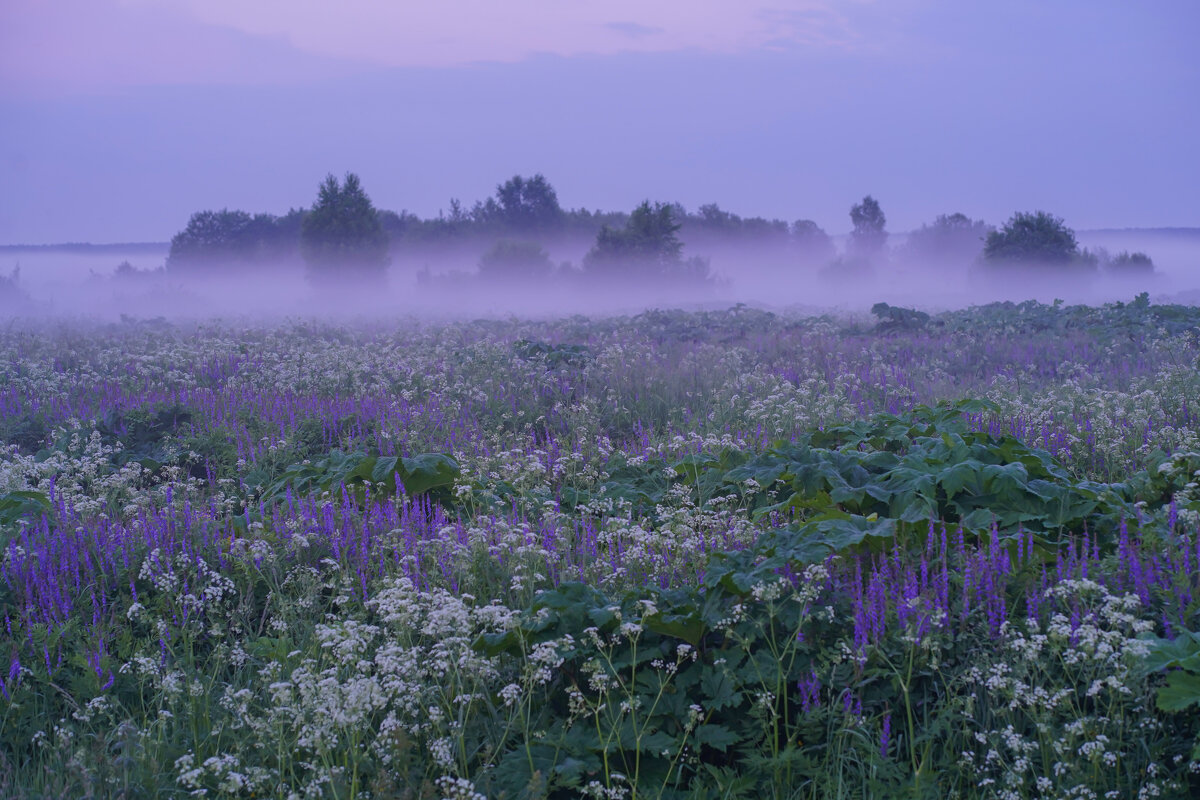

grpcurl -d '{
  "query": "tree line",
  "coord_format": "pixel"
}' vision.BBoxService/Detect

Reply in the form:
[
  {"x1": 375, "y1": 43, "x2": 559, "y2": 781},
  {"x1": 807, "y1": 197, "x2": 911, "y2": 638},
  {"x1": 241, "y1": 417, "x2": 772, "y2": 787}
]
[{"x1": 165, "y1": 173, "x2": 1156, "y2": 286}]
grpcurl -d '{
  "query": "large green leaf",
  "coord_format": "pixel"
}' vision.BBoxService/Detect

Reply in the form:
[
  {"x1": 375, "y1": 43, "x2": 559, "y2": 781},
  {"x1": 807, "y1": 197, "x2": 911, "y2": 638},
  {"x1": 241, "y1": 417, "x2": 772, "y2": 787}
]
[
  {"x1": 1156, "y1": 671, "x2": 1200, "y2": 712},
  {"x1": 398, "y1": 453, "x2": 460, "y2": 495}
]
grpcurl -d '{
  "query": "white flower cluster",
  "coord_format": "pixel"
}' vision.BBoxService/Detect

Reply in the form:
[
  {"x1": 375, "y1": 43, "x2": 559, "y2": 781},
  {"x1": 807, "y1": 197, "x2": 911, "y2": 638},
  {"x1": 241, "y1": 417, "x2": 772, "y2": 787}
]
[{"x1": 958, "y1": 579, "x2": 1178, "y2": 798}]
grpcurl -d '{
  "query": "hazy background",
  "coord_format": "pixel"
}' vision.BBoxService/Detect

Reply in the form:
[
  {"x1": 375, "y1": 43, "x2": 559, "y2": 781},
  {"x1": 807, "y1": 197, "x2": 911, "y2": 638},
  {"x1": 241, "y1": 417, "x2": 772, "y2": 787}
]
[
  {"x1": 1, "y1": 1, "x2": 1197, "y2": 317},
  {"x1": 2, "y1": 227, "x2": 1198, "y2": 321}
]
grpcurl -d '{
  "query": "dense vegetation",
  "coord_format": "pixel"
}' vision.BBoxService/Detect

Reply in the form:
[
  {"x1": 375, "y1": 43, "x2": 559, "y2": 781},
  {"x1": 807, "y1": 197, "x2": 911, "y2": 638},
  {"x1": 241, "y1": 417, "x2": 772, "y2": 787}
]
[
  {"x1": 3, "y1": 298, "x2": 1200, "y2": 798},
  {"x1": 163, "y1": 176, "x2": 1157, "y2": 291}
]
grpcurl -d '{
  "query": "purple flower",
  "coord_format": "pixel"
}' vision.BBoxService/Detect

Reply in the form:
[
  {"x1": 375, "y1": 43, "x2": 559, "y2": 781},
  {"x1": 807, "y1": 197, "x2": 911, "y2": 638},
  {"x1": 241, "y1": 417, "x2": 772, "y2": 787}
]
[{"x1": 797, "y1": 672, "x2": 821, "y2": 713}]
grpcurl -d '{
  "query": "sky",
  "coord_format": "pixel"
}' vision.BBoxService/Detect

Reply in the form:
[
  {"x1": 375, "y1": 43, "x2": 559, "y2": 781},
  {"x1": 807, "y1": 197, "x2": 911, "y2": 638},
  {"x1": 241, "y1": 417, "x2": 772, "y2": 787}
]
[{"x1": 1, "y1": 0, "x2": 1197, "y2": 244}]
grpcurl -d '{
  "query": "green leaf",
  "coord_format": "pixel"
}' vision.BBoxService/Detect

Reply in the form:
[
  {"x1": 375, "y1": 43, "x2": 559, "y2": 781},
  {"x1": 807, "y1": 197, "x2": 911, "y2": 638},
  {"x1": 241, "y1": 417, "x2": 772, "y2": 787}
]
[
  {"x1": 643, "y1": 611, "x2": 704, "y2": 646},
  {"x1": 399, "y1": 453, "x2": 460, "y2": 494},
  {"x1": 1140, "y1": 631, "x2": 1200, "y2": 674},
  {"x1": 1156, "y1": 671, "x2": 1200, "y2": 712},
  {"x1": 693, "y1": 724, "x2": 740, "y2": 752},
  {"x1": 369, "y1": 456, "x2": 399, "y2": 486},
  {"x1": 699, "y1": 669, "x2": 741, "y2": 711}
]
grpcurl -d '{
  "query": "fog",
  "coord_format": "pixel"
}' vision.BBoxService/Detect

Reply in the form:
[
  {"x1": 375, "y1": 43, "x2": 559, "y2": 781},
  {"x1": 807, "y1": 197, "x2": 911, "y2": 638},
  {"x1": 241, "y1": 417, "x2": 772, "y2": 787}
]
[{"x1": 2, "y1": 228, "x2": 1198, "y2": 323}]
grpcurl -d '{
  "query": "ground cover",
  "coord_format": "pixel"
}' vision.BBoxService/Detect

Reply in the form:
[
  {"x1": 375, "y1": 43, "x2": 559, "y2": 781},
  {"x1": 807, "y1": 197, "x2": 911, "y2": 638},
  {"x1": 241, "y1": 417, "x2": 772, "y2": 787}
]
[{"x1": 2, "y1": 298, "x2": 1200, "y2": 798}]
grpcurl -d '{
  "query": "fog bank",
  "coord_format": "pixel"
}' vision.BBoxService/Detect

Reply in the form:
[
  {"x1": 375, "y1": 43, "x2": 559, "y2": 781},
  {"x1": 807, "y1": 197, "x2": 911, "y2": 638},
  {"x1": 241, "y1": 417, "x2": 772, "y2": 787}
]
[{"x1": 2, "y1": 229, "x2": 1197, "y2": 322}]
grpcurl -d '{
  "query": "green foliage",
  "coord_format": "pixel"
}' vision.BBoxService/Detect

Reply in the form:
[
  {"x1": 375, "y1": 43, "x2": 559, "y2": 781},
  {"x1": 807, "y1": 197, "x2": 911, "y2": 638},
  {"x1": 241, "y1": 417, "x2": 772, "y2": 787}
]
[
  {"x1": 94, "y1": 402, "x2": 194, "y2": 470},
  {"x1": 7, "y1": 308, "x2": 1200, "y2": 798},
  {"x1": 0, "y1": 410, "x2": 49, "y2": 454},
  {"x1": 0, "y1": 490, "x2": 51, "y2": 551},
  {"x1": 1140, "y1": 631, "x2": 1200, "y2": 759},
  {"x1": 561, "y1": 400, "x2": 1136, "y2": 545},
  {"x1": 478, "y1": 239, "x2": 554, "y2": 281},
  {"x1": 166, "y1": 208, "x2": 304, "y2": 273},
  {"x1": 584, "y1": 201, "x2": 709, "y2": 282},
  {"x1": 682, "y1": 203, "x2": 790, "y2": 248},
  {"x1": 791, "y1": 219, "x2": 835, "y2": 264},
  {"x1": 493, "y1": 174, "x2": 565, "y2": 233},
  {"x1": 902, "y1": 212, "x2": 990, "y2": 266},
  {"x1": 982, "y1": 210, "x2": 1081, "y2": 266},
  {"x1": 848, "y1": 195, "x2": 887, "y2": 259},
  {"x1": 300, "y1": 172, "x2": 390, "y2": 284},
  {"x1": 262, "y1": 449, "x2": 460, "y2": 506},
  {"x1": 870, "y1": 302, "x2": 932, "y2": 334},
  {"x1": 512, "y1": 339, "x2": 593, "y2": 369},
  {"x1": 1108, "y1": 250, "x2": 1156, "y2": 274}
]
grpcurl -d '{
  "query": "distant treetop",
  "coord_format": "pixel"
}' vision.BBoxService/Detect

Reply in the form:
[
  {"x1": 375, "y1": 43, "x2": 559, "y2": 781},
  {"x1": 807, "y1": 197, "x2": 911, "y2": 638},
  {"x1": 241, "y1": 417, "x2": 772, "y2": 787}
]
[
  {"x1": 904, "y1": 213, "x2": 991, "y2": 266},
  {"x1": 982, "y1": 211, "x2": 1080, "y2": 265},
  {"x1": 166, "y1": 208, "x2": 303, "y2": 273},
  {"x1": 300, "y1": 172, "x2": 390, "y2": 285},
  {"x1": 848, "y1": 195, "x2": 887, "y2": 258},
  {"x1": 493, "y1": 174, "x2": 565, "y2": 233},
  {"x1": 583, "y1": 200, "x2": 709, "y2": 282}
]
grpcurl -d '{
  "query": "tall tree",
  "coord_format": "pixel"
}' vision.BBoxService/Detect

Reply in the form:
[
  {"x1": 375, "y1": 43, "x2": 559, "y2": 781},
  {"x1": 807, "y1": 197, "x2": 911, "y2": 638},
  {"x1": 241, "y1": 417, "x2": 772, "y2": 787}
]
[
  {"x1": 300, "y1": 173, "x2": 390, "y2": 285},
  {"x1": 583, "y1": 201, "x2": 708, "y2": 282},
  {"x1": 584, "y1": 201, "x2": 681, "y2": 272},
  {"x1": 848, "y1": 195, "x2": 887, "y2": 259},
  {"x1": 494, "y1": 174, "x2": 565, "y2": 233}
]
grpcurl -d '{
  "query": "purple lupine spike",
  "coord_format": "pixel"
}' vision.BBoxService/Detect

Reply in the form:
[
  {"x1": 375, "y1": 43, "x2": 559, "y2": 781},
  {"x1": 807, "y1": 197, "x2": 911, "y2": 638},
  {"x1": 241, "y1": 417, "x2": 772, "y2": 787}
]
[
  {"x1": 880, "y1": 713, "x2": 891, "y2": 758},
  {"x1": 797, "y1": 672, "x2": 821, "y2": 713},
  {"x1": 852, "y1": 597, "x2": 868, "y2": 652}
]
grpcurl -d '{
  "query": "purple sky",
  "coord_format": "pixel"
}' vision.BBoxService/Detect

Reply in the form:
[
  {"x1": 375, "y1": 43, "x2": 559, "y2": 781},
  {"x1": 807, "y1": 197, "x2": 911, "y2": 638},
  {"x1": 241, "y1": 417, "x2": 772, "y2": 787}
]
[{"x1": 1, "y1": 0, "x2": 1197, "y2": 244}]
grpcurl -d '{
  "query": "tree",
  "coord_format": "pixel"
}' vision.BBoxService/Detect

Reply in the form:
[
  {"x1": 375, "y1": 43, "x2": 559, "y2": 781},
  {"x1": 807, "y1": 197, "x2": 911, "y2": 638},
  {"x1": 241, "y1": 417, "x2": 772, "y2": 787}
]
[
  {"x1": 300, "y1": 173, "x2": 390, "y2": 285},
  {"x1": 477, "y1": 240, "x2": 553, "y2": 281},
  {"x1": 791, "y1": 219, "x2": 835, "y2": 264},
  {"x1": 982, "y1": 211, "x2": 1080, "y2": 265},
  {"x1": 494, "y1": 174, "x2": 564, "y2": 233},
  {"x1": 695, "y1": 203, "x2": 739, "y2": 233},
  {"x1": 1107, "y1": 250, "x2": 1155, "y2": 274},
  {"x1": 166, "y1": 207, "x2": 306, "y2": 274},
  {"x1": 848, "y1": 195, "x2": 887, "y2": 259},
  {"x1": 168, "y1": 210, "x2": 257, "y2": 272},
  {"x1": 584, "y1": 201, "x2": 690, "y2": 278},
  {"x1": 903, "y1": 213, "x2": 990, "y2": 266},
  {"x1": 582, "y1": 201, "x2": 709, "y2": 282}
]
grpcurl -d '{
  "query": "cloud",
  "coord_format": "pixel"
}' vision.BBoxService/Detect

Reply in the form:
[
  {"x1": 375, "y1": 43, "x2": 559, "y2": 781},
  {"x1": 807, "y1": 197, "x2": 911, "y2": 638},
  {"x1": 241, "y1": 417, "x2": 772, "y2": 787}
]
[
  {"x1": 0, "y1": 0, "x2": 362, "y2": 91},
  {"x1": 122, "y1": 0, "x2": 858, "y2": 67},
  {"x1": 0, "y1": 0, "x2": 882, "y2": 91},
  {"x1": 605, "y1": 21, "x2": 666, "y2": 40}
]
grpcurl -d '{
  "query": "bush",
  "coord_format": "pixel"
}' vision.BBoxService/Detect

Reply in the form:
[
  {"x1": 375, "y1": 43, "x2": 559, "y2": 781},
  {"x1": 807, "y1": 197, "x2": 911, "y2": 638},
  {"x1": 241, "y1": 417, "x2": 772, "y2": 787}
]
[
  {"x1": 982, "y1": 210, "x2": 1081, "y2": 266},
  {"x1": 1108, "y1": 250, "x2": 1156, "y2": 274},
  {"x1": 478, "y1": 240, "x2": 554, "y2": 282},
  {"x1": 903, "y1": 213, "x2": 990, "y2": 267}
]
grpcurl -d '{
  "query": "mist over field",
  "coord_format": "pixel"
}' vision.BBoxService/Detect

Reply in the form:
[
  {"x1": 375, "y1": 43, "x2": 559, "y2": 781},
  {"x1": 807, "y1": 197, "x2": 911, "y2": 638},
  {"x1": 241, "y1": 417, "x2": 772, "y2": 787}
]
[{"x1": 2, "y1": 225, "x2": 1197, "y2": 321}]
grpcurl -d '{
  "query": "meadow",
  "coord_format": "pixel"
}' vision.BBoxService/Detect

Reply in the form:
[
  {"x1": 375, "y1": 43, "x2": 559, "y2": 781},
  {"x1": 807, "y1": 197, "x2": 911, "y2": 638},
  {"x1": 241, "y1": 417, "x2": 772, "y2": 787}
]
[{"x1": 3, "y1": 297, "x2": 1200, "y2": 799}]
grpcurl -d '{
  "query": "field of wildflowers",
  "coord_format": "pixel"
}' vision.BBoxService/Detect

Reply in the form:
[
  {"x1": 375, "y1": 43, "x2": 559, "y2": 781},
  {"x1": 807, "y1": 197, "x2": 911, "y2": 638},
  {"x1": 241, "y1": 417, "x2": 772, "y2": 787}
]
[{"x1": 3, "y1": 297, "x2": 1200, "y2": 799}]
